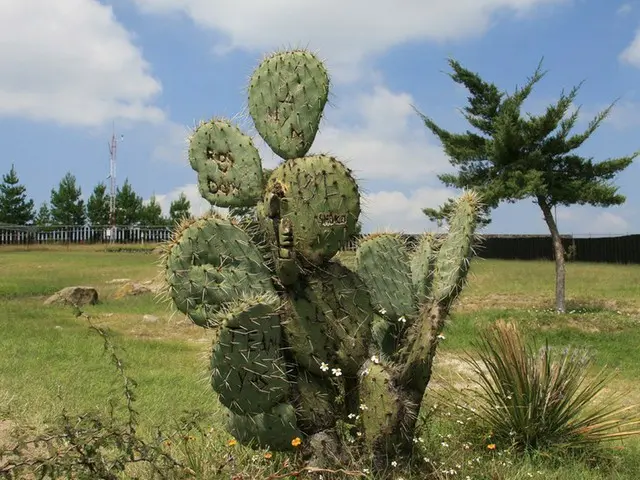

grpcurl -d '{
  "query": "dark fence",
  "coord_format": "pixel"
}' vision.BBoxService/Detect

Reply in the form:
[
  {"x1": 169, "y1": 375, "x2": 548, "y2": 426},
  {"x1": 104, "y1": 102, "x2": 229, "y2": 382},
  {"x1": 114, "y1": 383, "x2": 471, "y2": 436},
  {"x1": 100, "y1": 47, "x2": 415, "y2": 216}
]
[{"x1": 1, "y1": 224, "x2": 639, "y2": 264}]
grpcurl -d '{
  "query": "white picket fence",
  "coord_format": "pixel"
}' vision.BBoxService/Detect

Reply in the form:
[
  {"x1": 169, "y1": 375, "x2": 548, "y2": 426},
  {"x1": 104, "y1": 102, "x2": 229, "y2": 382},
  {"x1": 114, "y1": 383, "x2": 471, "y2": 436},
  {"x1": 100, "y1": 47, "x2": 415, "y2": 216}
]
[{"x1": 0, "y1": 224, "x2": 173, "y2": 245}]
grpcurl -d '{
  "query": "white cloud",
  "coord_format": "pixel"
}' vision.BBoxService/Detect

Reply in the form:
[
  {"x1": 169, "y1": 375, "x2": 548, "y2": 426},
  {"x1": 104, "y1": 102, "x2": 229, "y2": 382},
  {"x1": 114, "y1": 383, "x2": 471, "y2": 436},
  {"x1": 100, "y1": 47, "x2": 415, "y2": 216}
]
[
  {"x1": 151, "y1": 121, "x2": 192, "y2": 163},
  {"x1": 132, "y1": 0, "x2": 568, "y2": 82},
  {"x1": 153, "y1": 183, "x2": 217, "y2": 218},
  {"x1": 577, "y1": 100, "x2": 640, "y2": 130},
  {"x1": 0, "y1": 0, "x2": 163, "y2": 126},
  {"x1": 361, "y1": 187, "x2": 455, "y2": 233},
  {"x1": 620, "y1": 29, "x2": 640, "y2": 68},
  {"x1": 555, "y1": 206, "x2": 630, "y2": 234},
  {"x1": 617, "y1": 3, "x2": 633, "y2": 15},
  {"x1": 313, "y1": 87, "x2": 451, "y2": 184}
]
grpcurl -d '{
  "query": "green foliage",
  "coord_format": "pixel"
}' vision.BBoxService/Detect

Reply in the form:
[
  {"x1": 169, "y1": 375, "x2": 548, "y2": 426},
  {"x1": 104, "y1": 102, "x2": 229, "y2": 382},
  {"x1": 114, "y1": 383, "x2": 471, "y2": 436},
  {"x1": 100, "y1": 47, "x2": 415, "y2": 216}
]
[
  {"x1": 415, "y1": 58, "x2": 637, "y2": 222},
  {"x1": 116, "y1": 179, "x2": 143, "y2": 226},
  {"x1": 86, "y1": 182, "x2": 111, "y2": 226},
  {"x1": 169, "y1": 193, "x2": 191, "y2": 225},
  {"x1": 0, "y1": 164, "x2": 35, "y2": 225},
  {"x1": 415, "y1": 58, "x2": 637, "y2": 313},
  {"x1": 33, "y1": 202, "x2": 51, "y2": 226},
  {"x1": 139, "y1": 194, "x2": 167, "y2": 226},
  {"x1": 461, "y1": 321, "x2": 640, "y2": 452},
  {"x1": 50, "y1": 172, "x2": 86, "y2": 225}
]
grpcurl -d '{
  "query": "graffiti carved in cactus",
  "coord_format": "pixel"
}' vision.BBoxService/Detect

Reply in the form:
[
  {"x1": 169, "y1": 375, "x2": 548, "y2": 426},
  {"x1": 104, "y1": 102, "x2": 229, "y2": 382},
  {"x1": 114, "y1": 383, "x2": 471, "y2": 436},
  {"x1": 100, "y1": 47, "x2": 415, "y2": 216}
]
[{"x1": 161, "y1": 49, "x2": 481, "y2": 460}]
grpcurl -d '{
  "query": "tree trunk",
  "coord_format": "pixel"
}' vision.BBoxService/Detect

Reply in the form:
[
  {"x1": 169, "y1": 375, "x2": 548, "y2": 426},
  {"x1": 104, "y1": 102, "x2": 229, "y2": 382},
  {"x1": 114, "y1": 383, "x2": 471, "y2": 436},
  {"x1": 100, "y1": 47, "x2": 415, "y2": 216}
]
[{"x1": 537, "y1": 197, "x2": 566, "y2": 313}]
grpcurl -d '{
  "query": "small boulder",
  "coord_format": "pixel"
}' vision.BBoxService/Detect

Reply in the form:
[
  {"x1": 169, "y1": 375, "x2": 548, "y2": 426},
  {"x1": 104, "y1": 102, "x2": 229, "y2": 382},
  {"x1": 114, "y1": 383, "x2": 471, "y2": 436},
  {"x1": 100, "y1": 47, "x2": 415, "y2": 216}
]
[
  {"x1": 143, "y1": 314, "x2": 160, "y2": 323},
  {"x1": 44, "y1": 286, "x2": 99, "y2": 306},
  {"x1": 113, "y1": 282, "x2": 152, "y2": 299}
]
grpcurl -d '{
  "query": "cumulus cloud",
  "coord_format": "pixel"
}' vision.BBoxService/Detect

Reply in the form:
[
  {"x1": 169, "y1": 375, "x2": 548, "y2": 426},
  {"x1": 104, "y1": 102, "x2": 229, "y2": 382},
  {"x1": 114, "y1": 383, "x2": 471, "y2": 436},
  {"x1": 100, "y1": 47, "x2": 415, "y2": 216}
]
[
  {"x1": 132, "y1": 0, "x2": 568, "y2": 81},
  {"x1": 153, "y1": 183, "x2": 218, "y2": 218},
  {"x1": 0, "y1": 0, "x2": 163, "y2": 126},
  {"x1": 554, "y1": 206, "x2": 630, "y2": 235},
  {"x1": 361, "y1": 187, "x2": 455, "y2": 233},
  {"x1": 620, "y1": 29, "x2": 640, "y2": 68},
  {"x1": 313, "y1": 86, "x2": 451, "y2": 184}
]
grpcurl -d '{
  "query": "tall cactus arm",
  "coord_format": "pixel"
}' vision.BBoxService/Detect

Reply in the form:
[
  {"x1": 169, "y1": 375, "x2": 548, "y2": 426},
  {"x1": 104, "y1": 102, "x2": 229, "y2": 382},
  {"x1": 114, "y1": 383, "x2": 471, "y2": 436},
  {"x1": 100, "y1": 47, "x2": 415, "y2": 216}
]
[{"x1": 399, "y1": 191, "x2": 481, "y2": 395}]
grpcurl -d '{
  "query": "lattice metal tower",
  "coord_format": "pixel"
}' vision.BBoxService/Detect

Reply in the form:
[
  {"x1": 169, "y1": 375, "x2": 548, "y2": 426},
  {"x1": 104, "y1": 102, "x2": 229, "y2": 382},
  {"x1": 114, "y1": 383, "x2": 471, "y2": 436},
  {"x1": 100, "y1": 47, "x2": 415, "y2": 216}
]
[{"x1": 107, "y1": 125, "x2": 123, "y2": 242}]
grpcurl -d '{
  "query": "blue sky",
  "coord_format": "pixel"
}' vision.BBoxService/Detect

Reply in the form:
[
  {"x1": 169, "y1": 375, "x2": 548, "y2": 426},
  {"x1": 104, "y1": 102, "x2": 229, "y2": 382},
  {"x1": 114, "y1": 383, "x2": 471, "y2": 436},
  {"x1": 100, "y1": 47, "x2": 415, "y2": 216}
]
[{"x1": 2, "y1": 0, "x2": 640, "y2": 235}]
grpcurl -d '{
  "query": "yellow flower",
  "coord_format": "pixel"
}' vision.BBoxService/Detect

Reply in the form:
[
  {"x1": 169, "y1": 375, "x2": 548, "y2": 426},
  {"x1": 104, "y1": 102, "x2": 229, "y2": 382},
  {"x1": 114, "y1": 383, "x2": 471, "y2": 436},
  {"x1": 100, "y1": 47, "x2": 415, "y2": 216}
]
[
  {"x1": 487, "y1": 443, "x2": 496, "y2": 450},
  {"x1": 264, "y1": 452, "x2": 273, "y2": 459},
  {"x1": 291, "y1": 437, "x2": 302, "y2": 447},
  {"x1": 227, "y1": 438, "x2": 237, "y2": 447}
]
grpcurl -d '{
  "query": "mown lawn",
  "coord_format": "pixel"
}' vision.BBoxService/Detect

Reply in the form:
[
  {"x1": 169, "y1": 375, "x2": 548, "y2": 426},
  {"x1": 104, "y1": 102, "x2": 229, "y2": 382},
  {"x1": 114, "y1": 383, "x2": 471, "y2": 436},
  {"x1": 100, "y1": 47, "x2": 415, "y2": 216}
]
[{"x1": 1, "y1": 245, "x2": 640, "y2": 478}]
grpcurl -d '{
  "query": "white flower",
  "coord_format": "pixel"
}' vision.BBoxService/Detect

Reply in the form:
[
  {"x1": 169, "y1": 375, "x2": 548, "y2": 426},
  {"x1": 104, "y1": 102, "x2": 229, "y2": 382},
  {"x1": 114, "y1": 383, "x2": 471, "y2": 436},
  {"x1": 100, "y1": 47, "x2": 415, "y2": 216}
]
[
  {"x1": 398, "y1": 316, "x2": 406, "y2": 323},
  {"x1": 391, "y1": 461, "x2": 397, "y2": 467},
  {"x1": 359, "y1": 404, "x2": 369, "y2": 411},
  {"x1": 437, "y1": 334, "x2": 446, "y2": 340},
  {"x1": 348, "y1": 413, "x2": 356, "y2": 419},
  {"x1": 370, "y1": 355, "x2": 380, "y2": 364},
  {"x1": 320, "y1": 362, "x2": 329, "y2": 372},
  {"x1": 360, "y1": 368, "x2": 370, "y2": 376},
  {"x1": 379, "y1": 307, "x2": 387, "y2": 315},
  {"x1": 441, "y1": 441, "x2": 449, "y2": 447},
  {"x1": 331, "y1": 368, "x2": 342, "y2": 377},
  {"x1": 363, "y1": 469, "x2": 370, "y2": 474}
]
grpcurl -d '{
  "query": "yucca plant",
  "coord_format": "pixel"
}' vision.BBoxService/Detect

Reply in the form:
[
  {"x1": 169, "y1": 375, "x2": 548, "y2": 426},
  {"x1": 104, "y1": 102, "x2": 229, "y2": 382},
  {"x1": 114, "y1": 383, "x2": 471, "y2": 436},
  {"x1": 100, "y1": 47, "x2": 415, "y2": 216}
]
[{"x1": 461, "y1": 321, "x2": 640, "y2": 451}]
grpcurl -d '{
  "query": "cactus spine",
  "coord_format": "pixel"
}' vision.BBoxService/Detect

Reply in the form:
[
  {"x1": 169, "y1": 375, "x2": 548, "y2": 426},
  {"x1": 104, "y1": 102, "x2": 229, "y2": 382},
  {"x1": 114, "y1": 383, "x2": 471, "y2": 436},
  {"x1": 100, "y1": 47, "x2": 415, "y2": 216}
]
[{"x1": 161, "y1": 48, "x2": 481, "y2": 466}]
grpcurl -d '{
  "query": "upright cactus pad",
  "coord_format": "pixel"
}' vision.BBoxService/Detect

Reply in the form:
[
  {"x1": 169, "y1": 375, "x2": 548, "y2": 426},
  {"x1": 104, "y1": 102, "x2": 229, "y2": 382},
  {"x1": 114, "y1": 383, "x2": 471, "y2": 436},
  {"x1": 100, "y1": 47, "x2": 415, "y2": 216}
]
[
  {"x1": 355, "y1": 233, "x2": 416, "y2": 320},
  {"x1": 189, "y1": 119, "x2": 264, "y2": 207},
  {"x1": 262, "y1": 155, "x2": 360, "y2": 265},
  {"x1": 162, "y1": 47, "x2": 482, "y2": 459},
  {"x1": 248, "y1": 50, "x2": 329, "y2": 159}
]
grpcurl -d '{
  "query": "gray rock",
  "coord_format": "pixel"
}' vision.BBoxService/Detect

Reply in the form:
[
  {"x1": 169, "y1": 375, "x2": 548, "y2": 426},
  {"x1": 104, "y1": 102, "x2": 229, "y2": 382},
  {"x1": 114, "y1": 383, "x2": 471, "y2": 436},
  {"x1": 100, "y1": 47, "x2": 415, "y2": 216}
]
[{"x1": 44, "y1": 286, "x2": 99, "y2": 307}]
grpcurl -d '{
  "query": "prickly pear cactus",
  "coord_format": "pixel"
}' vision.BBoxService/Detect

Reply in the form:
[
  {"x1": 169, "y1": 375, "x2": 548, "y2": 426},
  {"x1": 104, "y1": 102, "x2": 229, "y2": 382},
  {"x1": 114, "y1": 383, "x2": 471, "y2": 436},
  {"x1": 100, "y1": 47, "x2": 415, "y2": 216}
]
[{"x1": 161, "y1": 49, "x2": 481, "y2": 465}]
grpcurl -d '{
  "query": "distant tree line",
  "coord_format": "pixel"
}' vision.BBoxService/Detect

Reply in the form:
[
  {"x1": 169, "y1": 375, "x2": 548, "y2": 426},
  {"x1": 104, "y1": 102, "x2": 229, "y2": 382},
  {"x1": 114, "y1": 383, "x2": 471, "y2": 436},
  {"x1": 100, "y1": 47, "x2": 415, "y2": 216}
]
[{"x1": 0, "y1": 165, "x2": 192, "y2": 227}]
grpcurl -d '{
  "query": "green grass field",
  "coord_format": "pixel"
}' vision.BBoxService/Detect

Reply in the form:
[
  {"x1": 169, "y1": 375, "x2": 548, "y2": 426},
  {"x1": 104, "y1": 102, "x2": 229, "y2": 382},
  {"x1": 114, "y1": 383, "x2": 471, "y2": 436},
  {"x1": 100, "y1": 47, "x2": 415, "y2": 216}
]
[{"x1": 1, "y1": 245, "x2": 640, "y2": 479}]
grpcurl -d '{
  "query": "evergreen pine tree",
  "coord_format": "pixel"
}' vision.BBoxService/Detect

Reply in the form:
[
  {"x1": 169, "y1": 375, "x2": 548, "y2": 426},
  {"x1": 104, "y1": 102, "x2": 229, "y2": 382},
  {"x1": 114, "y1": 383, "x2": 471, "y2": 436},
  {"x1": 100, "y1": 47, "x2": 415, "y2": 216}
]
[
  {"x1": 0, "y1": 164, "x2": 35, "y2": 225},
  {"x1": 415, "y1": 58, "x2": 637, "y2": 312},
  {"x1": 87, "y1": 182, "x2": 111, "y2": 226},
  {"x1": 169, "y1": 193, "x2": 192, "y2": 225},
  {"x1": 50, "y1": 172, "x2": 86, "y2": 225}
]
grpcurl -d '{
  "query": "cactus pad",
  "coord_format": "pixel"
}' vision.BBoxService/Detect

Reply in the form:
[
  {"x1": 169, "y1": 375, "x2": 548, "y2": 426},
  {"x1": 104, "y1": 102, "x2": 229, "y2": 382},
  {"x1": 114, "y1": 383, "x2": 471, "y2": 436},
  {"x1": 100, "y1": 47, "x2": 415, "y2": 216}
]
[
  {"x1": 355, "y1": 233, "x2": 416, "y2": 320},
  {"x1": 163, "y1": 215, "x2": 276, "y2": 327},
  {"x1": 248, "y1": 50, "x2": 329, "y2": 159},
  {"x1": 282, "y1": 262, "x2": 371, "y2": 377},
  {"x1": 210, "y1": 297, "x2": 290, "y2": 415},
  {"x1": 263, "y1": 155, "x2": 360, "y2": 265},
  {"x1": 189, "y1": 119, "x2": 264, "y2": 207},
  {"x1": 226, "y1": 403, "x2": 302, "y2": 451}
]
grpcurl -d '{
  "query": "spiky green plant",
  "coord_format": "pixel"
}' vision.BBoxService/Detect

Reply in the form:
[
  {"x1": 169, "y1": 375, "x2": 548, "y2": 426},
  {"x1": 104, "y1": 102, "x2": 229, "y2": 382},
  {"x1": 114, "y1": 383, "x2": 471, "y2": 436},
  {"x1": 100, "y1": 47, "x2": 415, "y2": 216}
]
[
  {"x1": 462, "y1": 321, "x2": 640, "y2": 452},
  {"x1": 160, "y1": 48, "x2": 482, "y2": 468}
]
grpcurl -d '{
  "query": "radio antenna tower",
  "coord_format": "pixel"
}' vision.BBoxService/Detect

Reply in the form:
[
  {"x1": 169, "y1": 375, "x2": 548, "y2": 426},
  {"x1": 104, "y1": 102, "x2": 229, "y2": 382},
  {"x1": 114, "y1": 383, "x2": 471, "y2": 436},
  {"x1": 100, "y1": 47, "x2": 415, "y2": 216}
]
[{"x1": 107, "y1": 123, "x2": 124, "y2": 242}]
